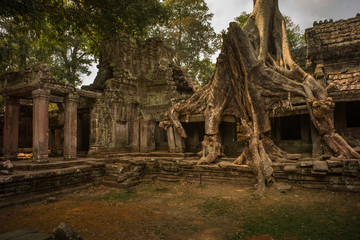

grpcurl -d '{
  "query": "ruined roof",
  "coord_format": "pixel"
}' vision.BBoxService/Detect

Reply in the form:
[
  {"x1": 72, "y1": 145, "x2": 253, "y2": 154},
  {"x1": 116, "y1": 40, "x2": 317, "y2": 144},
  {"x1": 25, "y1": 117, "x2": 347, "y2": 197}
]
[
  {"x1": 328, "y1": 69, "x2": 360, "y2": 91},
  {"x1": 305, "y1": 14, "x2": 360, "y2": 74},
  {"x1": 0, "y1": 65, "x2": 101, "y2": 100},
  {"x1": 307, "y1": 13, "x2": 360, "y2": 49},
  {"x1": 87, "y1": 34, "x2": 197, "y2": 94},
  {"x1": 303, "y1": 13, "x2": 360, "y2": 96}
]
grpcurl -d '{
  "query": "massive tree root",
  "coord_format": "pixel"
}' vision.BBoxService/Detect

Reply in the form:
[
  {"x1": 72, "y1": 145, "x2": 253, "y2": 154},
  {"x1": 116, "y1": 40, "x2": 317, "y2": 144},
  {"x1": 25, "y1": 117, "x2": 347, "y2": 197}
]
[{"x1": 161, "y1": 0, "x2": 360, "y2": 193}]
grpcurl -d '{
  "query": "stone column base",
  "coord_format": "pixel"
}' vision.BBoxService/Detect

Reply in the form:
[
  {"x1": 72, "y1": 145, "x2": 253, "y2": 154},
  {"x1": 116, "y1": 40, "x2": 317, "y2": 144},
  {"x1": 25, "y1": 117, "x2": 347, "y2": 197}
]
[
  {"x1": 87, "y1": 147, "x2": 98, "y2": 157},
  {"x1": 32, "y1": 155, "x2": 49, "y2": 163},
  {"x1": 4, "y1": 154, "x2": 18, "y2": 161},
  {"x1": 63, "y1": 155, "x2": 77, "y2": 160}
]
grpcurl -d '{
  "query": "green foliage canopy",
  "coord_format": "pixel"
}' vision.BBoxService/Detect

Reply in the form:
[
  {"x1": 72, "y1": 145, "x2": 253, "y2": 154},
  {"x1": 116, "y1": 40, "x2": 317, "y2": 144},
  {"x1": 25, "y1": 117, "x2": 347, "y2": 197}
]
[
  {"x1": 0, "y1": 0, "x2": 168, "y2": 85},
  {"x1": 153, "y1": 0, "x2": 221, "y2": 84}
]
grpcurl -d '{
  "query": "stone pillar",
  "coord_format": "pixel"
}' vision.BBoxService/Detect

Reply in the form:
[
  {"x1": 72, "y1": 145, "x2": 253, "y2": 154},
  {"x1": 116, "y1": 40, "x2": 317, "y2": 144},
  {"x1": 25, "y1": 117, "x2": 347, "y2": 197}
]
[
  {"x1": 32, "y1": 89, "x2": 50, "y2": 163},
  {"x1": 132, "y1": 120, "x2": 140, "y2": 152},
  {"x1": 63, "y1": 93, "x2": 79, "y2": 160},
  {"x1": 174, "y1": 127, "x2": 185, "y2": 153},
  {"x1": 139, "y1": 121, "x2": 156, "y2": 152},
  {"x1": 139, "y1": 121, "x2": 149, "y2": 152},
  {"x1": 166, "y1": 126, "x2": 176, "y2": 153},
  {"x1": 3, "y1": 96, "x2": 20, "y2": 160},
  {"x1": 88, "y1": 101, "x2": 99, "y2": 156}
]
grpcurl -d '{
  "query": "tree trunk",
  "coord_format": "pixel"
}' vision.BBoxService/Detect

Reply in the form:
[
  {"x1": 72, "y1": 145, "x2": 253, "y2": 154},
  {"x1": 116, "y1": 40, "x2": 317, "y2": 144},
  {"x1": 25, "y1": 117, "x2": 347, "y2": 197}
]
[{"x1": 161, "y1": 0, "x2": 360, "y2": 194}]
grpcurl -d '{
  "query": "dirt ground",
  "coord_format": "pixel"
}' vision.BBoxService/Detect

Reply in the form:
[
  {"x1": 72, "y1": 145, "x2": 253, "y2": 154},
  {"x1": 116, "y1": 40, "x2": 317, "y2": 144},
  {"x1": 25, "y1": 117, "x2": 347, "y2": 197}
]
[{"x1": 0, "y1": 181, "x2": 360, "y2": 240}]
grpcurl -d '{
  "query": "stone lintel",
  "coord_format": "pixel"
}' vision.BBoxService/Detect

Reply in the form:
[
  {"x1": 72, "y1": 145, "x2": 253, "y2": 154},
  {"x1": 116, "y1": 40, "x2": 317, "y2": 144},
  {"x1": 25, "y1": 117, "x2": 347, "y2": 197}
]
[
  {"x1": 77, "y1": 89, "x2": 102, "y2": 99},
  {"x1": 32, "y1": 88, "x2": 51, "y2": 99}
]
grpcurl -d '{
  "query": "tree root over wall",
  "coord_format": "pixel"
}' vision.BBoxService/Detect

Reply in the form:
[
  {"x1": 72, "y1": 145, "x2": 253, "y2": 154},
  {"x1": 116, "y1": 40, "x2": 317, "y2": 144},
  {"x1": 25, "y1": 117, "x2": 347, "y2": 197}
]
[{"x1": 161, "y1": 0, "x2": 360, "y2": 194}]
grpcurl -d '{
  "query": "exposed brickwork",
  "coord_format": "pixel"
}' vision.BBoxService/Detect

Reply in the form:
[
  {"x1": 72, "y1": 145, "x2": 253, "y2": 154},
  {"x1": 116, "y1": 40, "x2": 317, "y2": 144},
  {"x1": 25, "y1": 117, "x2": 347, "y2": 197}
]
[
  {"x1": 305, "y1": 14, "x2": 360, "y2": 74},
  {"x1": 328, "y1": 69, "x2": 360, "y2": 91}
]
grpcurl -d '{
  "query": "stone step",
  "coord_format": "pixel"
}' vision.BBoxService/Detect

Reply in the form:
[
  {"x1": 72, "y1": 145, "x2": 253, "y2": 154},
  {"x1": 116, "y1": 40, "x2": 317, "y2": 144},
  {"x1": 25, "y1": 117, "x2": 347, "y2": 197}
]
[
  {"x1": 105, "y1": 163, "x2": 132, "y2": 169},
  {"x1": 0, "y1": 228, "x2": 51, "y2": 240},
  {"x1": 219, "y1": 157, "x2": 237, "y2": 162},
  {"x1": 0, "y1": 165, "x2": 101, "y2": 199},
  {"x1": 77, "y1": 151, "x2": 88, "y2": 158},
  {"x1": 0, "y1": 184, "x2": 92, "y2": 208},
  {"x1": 102, "y1": 179, "x2": 141, "y2": 188},
  {"x1": 100, "y1": 152, "x2": 197, "y2": 158},
  {"x1": 11, "y1": 158, "x2": 101, "y2": 171}
]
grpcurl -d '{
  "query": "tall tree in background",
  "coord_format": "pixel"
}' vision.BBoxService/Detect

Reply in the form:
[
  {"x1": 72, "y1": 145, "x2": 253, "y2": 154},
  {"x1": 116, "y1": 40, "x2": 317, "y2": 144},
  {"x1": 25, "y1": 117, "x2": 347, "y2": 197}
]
[
  {"x1": 154, "y1": 0, "x2": 220, "y2": 84},
  {"x1": 0, "y1": 16, "x2": 93, "y2": 86},
  {"x1": 235, "y1": 11, "x2": 305, "y2": 51}
]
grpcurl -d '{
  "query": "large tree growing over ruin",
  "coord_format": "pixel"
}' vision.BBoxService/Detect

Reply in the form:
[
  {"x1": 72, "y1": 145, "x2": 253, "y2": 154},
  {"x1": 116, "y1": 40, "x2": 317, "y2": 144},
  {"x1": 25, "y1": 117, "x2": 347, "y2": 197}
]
[{"x1": 161, "y1": 0, "x2": 360, "y2": 193}]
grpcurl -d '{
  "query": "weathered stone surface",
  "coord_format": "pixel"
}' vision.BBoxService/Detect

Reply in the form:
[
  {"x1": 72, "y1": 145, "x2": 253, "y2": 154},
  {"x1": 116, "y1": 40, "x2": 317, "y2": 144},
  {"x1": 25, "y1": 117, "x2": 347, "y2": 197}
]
[
  {"x1": 287, "y1": 154, "x2": 302, "y2": 160},
  {"x1": 218, "y1": 161, "x2": 252, "y2": 172},
  {"x1": 0, "y1": 228, "x2": 51, "y2": 240},
  {"x1": 1, "y1": 160, "x2": 13, "y2": 172},
  {"x1": 117, "y1": 174, "x2": 128, "y2": 182},
  {"x1": 313, "y1": 161, "x2": 329, "y2": 172},
  {"x1": 277, "y1": 183, "x2": 292, "y2": 193},
  {"x1": 53, "y1": 222, "x2": 83, "y2": 240},
  {"x1": 326, "y1": 160, "x2": 343, "y2": 168},
  {"x1": 329, "y1": 167, "x2": 343, "y2": 175},
  {"x1": 63, "y1": 93, "x2": 79, "y2": 160},
  {"x1": 3, "y1": 97, "x2": 19, "y2": 160},
  {"x1": 0, "y1": 170, "x2": 11, "y2": 175},
  {"x1": 342, "y1": 159, "x2": 360, "y2": 170},
  {"x1": 284, "y1": 165, "x2": 297, "y2": 172},
  {"x1": 32, "y1": 88, "x2": 50, "y2": 163},
  {"x1": 298, "y1": 161, "x2": 313, "y2": 168},
  {"x1": 305, "y1": 14, "x2": 360, "y2": 74}
]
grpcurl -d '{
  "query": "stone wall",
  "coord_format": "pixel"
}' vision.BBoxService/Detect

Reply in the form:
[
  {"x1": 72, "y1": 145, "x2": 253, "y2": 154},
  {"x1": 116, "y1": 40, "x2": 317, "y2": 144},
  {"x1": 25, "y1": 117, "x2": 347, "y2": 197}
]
[
  {"x1": 102, "y1": 154, "x2": 360, "y2": 192},
  {"x1": 1, "y1": 155, "x2": 360, "y2": 207},
  {"x1": 0, "y1": 160, "x2": 105, "y2": 208}
]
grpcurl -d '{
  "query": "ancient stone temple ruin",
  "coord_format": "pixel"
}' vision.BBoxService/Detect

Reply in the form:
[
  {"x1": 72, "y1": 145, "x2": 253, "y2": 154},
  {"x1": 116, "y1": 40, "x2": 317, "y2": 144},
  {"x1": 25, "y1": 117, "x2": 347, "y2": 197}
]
[
  {"x1": 0, "y1": 36, "x2": 196, "y2": 161},
  {"x1": 1, "y1": 15, "x2": 359, "y2": 161},
  {"x1": 0, "y1": 13, "x2": 359, "y2": 206}
]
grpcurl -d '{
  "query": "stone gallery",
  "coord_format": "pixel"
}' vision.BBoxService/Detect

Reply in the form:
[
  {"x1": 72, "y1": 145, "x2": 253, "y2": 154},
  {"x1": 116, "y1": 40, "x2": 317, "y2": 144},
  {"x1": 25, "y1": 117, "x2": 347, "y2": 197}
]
[{"x1": 0, "y1": 1, "x2": 359, "y2": 204}]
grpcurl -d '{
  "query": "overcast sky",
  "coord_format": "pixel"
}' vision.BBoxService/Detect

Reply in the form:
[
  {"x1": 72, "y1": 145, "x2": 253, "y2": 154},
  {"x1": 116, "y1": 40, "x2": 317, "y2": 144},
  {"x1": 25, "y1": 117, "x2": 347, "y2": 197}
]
[
  {"x1": 81, "y1": 0, "x2": 359, "y2": 86},
  {"x1": 206, "y1": 0, "x2": 359, "y2": 33}
]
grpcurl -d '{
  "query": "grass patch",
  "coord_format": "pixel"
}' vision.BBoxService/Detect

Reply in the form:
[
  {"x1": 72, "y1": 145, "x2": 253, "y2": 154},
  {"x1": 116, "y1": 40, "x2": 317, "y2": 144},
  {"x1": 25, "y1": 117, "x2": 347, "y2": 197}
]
[
  {"x1": 199, "y1": 197, "x2": 238, "y2": 217},
  {"x1": 199, "y1": 197, "x2": 360, "y2": 240},
  {"x1": 93, "y1": 190, "x2": 137, "y2": 201},
  {"x1": 223, "y1": 202, "x2": 360, "y2": 240},
  {"x1": 243, "y1": 204, "x2": 360, "y2": 240}
]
